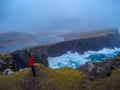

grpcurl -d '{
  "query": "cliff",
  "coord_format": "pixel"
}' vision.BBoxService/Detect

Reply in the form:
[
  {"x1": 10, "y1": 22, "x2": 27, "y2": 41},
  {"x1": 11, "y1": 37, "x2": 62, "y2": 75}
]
[
  {"x1": 0, "y1": 32, "x2": 36, "y2": 47},
  {"x1": 0, "y1": 53, "x2": 18, "y2": 74},
  {"x1": 47, "y1": 29, "x2": 120, "y2": 57},
  {"x1": 11, "y1": 29, "x2": 120, "y2": 69},
  {"x1": 59, "y1": 28, "x2": 119, "y2": 41},
  {"x1": 11, "y1": 46, "x2": 48, "y2": 69}
]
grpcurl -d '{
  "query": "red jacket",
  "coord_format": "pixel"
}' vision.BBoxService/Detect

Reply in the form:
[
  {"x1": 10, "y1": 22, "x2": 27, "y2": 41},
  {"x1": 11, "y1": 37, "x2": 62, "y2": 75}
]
[{"x1": 27, "y1": 56, "x2": 34, "y2": 66}]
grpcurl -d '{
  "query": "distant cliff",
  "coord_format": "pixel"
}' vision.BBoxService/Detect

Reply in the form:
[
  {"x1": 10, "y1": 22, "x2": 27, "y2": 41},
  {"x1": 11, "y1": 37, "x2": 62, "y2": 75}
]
[
  {"x1": 47, "y1": 29, "x2": 120, "y2": 57},
  {"x1": 0, "y1": 32, "x2": 36, "y2": 47},
  {"x1": 59, "y1": 28, "x2": 119, "y2": 41},
  {"x1": 10, "y1": 29, "x2": 120, "y2": 69}
]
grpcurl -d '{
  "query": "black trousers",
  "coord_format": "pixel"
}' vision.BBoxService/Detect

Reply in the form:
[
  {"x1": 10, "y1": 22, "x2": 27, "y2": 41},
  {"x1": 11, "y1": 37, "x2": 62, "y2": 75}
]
[{"x1": 31, "y1": 66, "x2": 36, "y2": 77}]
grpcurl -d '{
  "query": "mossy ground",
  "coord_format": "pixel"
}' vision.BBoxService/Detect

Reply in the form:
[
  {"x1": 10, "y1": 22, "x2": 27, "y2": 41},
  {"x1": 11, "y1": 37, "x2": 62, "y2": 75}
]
[
  {"x1": 0, "y1": 53, "x2": 11, "y2": 59},
  {"x1": 78, "y1": 69, "x2": 120, "y2": 90},
  {"x1": 0, "y1": 68, "x2": 30, "y2": 90},
  {"x1": 0, "y1": 64, "x2": 120, "y2": 90}
]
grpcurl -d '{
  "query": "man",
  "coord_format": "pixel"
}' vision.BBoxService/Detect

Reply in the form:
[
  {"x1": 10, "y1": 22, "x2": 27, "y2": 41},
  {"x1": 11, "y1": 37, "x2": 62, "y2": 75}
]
[{"x1": 27, "y1": 54, "x2": 36, "y2": 77}]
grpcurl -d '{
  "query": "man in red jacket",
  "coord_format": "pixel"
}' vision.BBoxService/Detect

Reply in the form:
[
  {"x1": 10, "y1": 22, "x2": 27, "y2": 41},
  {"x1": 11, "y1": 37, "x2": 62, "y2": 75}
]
[{"x1": 27, "y1": 54, "x2": 36, "y2": 77}]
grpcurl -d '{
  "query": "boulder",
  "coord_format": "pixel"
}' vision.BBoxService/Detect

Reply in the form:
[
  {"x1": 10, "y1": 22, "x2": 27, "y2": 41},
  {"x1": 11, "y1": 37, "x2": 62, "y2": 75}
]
[
  {"x1": 11, "y1": 46, "x2": 49, "y2": 69},
  {"x1": 0, "y1": 53, "x2": 18, "y2": 74},
  {"x1": 78, "y1": 58, "x2": 120, "y2": 78},
  {"x1": 3, "y1": 69, "x2": 14, "y2": 75}
]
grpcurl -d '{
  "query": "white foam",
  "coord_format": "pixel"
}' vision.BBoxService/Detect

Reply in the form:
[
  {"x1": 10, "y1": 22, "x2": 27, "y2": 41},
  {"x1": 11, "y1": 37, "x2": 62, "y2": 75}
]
[{"x1": 48, "y1": 48, "x2": 120, "y2": 69}]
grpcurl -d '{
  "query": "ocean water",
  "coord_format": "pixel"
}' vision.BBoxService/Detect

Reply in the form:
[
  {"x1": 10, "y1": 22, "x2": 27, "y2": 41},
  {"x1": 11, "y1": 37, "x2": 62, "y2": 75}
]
[{"x1": 48, "y1": 48, "x2": 120, "y2": 69}]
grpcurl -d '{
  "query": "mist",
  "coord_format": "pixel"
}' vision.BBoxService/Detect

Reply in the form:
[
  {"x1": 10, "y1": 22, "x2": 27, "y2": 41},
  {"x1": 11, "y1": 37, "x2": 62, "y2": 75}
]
[{"x1": 0, "y1": 0, "x2": 120, "y2": 34}]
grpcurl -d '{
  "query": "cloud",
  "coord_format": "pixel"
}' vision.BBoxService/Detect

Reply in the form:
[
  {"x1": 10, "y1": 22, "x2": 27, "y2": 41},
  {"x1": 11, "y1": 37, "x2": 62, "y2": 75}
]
[{"x1": 0, "y1": 0, "x2": 120, "y2": 33}]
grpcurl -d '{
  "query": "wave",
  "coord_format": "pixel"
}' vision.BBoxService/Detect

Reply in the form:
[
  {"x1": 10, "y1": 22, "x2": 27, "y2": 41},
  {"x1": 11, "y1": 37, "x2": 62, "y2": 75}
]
[{"x1": 48, "y1": 48, "x2": 120, "y2": 69}]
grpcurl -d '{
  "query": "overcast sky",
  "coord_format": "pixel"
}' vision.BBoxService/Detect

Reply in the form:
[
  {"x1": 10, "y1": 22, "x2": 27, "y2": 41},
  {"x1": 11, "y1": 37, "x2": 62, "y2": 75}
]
[{"x1": 0, "y1": 0, "x2": 120, "y2": 34}]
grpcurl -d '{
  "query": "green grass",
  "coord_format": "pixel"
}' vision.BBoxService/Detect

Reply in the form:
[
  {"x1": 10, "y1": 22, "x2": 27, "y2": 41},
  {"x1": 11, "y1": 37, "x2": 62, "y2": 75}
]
[
  {"x1": 78, "y1": 69, "x2": 120, "y2": 90},
  {"x1": 0, "y1": 69, "x2": 30, "y2": 90},
  {"x1": 0, "y1": 64, "x2": 85, "y2": 90},
  {"x1": 0, "y1": 53, "x2": 11, "y2": 59},
  {"x1": 115, "y1": 54, "x2": 120, "y2": 59},
  {"x1": 0, "y1": 64, "x2": 120, "y2": 90},
  {"x1": 35, "y1": 65, "x2": 85, "y2": 90}
]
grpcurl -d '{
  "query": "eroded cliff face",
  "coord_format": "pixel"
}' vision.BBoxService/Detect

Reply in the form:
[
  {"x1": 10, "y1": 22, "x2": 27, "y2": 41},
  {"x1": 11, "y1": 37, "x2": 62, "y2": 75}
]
[
  {"x1": 10, "y1": 29, "x2": 120, "y2": 69},
  {"x1": 47, "y1": 33, "x2": 120, "y2": 57},
  {"x1": 11, "y1": 46, "x2": 48, "y2": 69}
]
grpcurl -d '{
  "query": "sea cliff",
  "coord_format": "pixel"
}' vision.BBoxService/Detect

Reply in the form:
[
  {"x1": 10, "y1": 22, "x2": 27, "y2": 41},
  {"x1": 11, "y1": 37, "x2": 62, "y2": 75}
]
[{"x1": 11, "y1": 29, "x2": 120, "y2": 69}]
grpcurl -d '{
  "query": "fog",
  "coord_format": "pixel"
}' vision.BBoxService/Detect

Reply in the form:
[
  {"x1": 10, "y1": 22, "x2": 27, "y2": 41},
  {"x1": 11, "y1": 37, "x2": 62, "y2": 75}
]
[{"x1": 0, "y1": 0, "x2": 120, "y2": 34}]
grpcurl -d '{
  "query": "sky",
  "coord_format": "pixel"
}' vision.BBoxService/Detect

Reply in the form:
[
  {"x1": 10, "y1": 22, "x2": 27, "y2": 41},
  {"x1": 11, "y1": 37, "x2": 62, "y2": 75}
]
[{"x1": 0, "y1": 0, "x2": 120, "y2": 34}]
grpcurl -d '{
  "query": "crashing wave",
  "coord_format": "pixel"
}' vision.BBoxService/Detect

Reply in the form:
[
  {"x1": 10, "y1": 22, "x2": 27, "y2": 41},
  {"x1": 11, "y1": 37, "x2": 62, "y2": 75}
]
[{"x1": 48, "y1": 48, "x2": 120, "y2": 69}]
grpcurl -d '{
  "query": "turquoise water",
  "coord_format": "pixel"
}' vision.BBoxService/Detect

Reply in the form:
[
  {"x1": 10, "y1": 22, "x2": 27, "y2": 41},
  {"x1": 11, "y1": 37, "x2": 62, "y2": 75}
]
[{"x1": 48, "y1": 48, "x2": 120, "y2": 69}]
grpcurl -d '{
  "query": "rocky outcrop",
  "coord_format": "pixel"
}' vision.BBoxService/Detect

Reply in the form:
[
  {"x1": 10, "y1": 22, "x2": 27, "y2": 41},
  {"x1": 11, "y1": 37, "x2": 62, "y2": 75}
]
[
  {"x1": 11, "y1": 46, "x2": 48, "y2": 69},
  {"x1": 0, "y1": 53, "x2": 18, "y2": 74},
  {"x1": 78, "y1": 56, "x2": 120, "y2": 78}
]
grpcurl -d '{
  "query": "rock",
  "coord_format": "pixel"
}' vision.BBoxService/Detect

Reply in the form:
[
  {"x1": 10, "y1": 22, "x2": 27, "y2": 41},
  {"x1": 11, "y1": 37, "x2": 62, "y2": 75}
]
[
  {"x1": 78, "y1": 58, "x2": 120, "y2": 78},
  {"x1": 95, "y1": 66, "x2": 111, "y2": 78},
  {"x1": 0, "y1": 59, "x2": 6, "y2": 71},
  {"x1": 3, "y1": 69, "x2": 14, "y2": 75},
  {"x1": 78, "y1": 62, "x2": 96, "y2": 75},
  {"x1": 0, "y1": 53, "x2": 18, "y2": 74},
  {"x1": 87, "y1": 62, "x2": 95, "y2": 72},
  {"x1": 19, "y1": 68, "x2": 29, "y2": 72},
  {"x1": 11, "y1": 46, "x2": 49, "y2": 69}
]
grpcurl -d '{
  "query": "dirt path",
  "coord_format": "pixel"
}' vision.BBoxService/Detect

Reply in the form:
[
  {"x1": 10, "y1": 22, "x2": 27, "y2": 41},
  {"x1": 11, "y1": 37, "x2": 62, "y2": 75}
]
[{"x1": 19, "y1": 66, "x2": 44, "y2": 90}]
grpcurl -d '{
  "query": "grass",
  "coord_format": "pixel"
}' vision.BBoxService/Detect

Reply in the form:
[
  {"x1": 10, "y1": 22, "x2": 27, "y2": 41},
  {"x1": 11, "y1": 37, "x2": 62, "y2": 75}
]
[
  {"x1": 0, "y1": 53, "x2": 11, "y2": 59},
  {"x1": 115, "y1": 54, "x2": 120, "y2": 59},
  {"x1": 0, "y1": 64, "x2": 85, "y2": 90},
  {"x1": 0, "y1": 68, "x2": 30, "y2": 90},
  {"x1": 0, "y1": 64, "x2": 120, "y2": 90},
  {"x1": 78, "y1": 68, "x2": 120, "y2": 90},
  {"x1": 35, "y1": 65, "x2": 85, "y2": 90}
]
